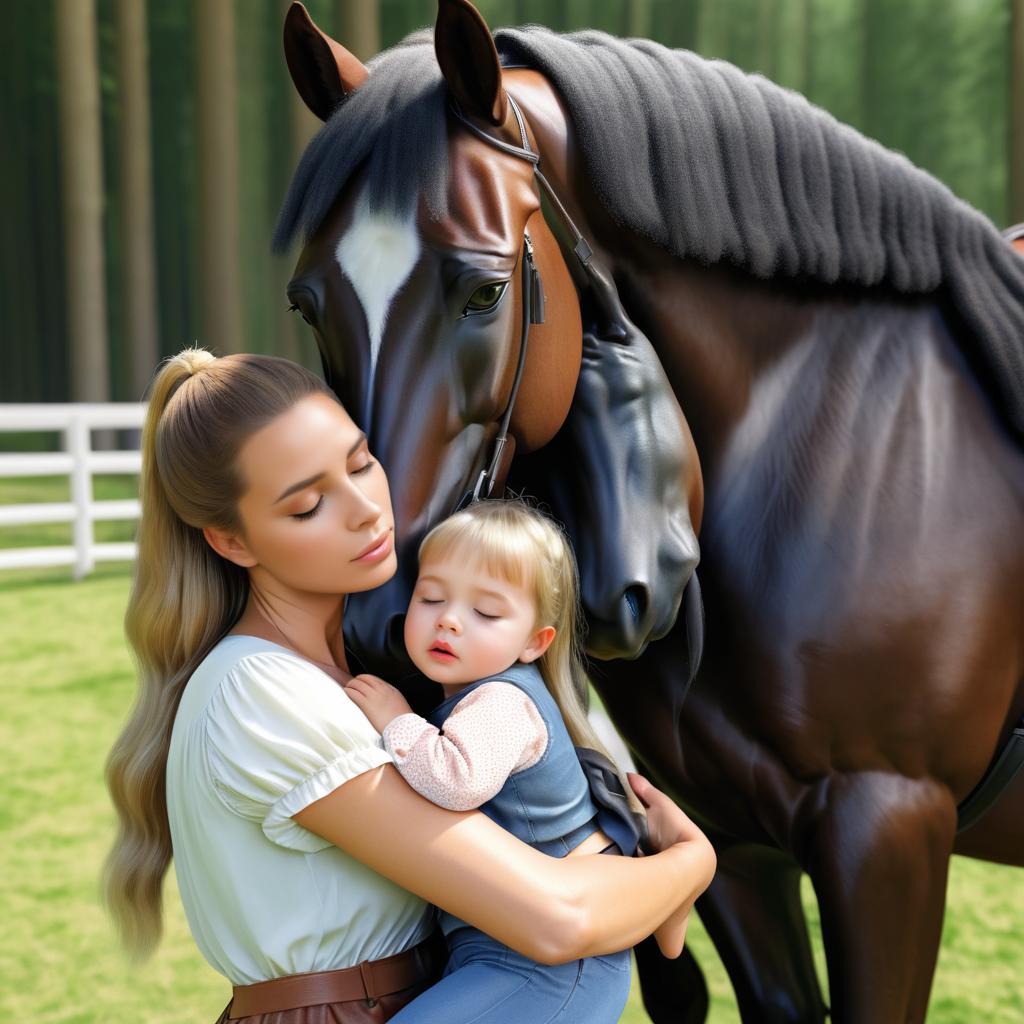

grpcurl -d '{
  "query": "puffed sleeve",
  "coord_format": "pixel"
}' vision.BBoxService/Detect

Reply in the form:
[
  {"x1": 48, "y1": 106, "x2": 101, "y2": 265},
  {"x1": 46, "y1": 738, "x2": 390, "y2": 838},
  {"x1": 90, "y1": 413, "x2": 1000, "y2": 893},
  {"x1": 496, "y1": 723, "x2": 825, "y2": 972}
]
[{"x1": 204, "y1": 652, "x2": 391, "y2": 852}]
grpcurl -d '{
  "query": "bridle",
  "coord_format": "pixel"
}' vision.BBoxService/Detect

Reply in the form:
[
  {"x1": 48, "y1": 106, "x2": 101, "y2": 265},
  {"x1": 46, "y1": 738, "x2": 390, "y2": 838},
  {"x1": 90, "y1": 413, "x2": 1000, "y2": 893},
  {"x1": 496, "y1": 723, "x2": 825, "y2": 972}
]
[
  {"x1": 450, "y1": 88, "x2": 708, "y2": 695},
  {"x1": 450, "y1": 92, "x2": 599, "y2": 511}
]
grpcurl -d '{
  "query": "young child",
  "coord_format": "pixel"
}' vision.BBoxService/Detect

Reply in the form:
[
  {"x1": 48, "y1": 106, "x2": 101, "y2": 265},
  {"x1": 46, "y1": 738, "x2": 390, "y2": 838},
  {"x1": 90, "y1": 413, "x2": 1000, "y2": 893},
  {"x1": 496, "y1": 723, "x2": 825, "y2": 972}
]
[{"x1": 344, "y1": 499, "x2": 653, "y2": 1023}]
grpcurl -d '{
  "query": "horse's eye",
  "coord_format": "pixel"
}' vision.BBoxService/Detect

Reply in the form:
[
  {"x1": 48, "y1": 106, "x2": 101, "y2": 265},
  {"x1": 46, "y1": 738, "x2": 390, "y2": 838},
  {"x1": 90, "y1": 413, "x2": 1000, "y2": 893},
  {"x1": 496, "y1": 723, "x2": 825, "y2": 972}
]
[
  {"x1": 288, "y1": 302, "x2": 313, "y2": 326},
  {"x1": 463, "y1": 281, "x2": 508, "y2": 315}
]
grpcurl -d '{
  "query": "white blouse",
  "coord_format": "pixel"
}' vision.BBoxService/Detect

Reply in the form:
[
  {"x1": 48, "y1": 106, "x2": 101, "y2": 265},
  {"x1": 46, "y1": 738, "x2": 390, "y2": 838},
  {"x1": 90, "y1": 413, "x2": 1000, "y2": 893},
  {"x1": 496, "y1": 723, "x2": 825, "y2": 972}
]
[{"x1": 166, "y1": 635, "x2": 434, "y2": 986}]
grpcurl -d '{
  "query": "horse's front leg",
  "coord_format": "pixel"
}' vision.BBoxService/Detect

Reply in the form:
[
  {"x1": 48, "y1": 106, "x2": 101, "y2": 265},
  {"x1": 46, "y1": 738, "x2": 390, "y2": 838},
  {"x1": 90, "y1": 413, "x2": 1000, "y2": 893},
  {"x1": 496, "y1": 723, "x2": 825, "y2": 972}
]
[
  {"x1": 697, "y1": 840, "x2": 828, "y2": 1024},
  {"x1": 632, "y1": 934, "x2": 709, "y2": 1024},
  {"x1": 595, "y1": 665, "x2": 827, "y2": 1024},
  {"x1": 634, "y1": 828, "x2": 828, "y2": 1024},
  {"x1": 802, "y1": 771, "x2": 957, "y2": 1023}
]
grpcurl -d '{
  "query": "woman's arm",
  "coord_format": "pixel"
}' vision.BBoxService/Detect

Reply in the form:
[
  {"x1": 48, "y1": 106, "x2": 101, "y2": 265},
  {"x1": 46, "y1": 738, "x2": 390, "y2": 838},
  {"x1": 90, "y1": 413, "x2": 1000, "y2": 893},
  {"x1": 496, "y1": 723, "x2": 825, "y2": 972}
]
[{"x1": 293, "y1": 762, "x2": 715, "y2": 965}]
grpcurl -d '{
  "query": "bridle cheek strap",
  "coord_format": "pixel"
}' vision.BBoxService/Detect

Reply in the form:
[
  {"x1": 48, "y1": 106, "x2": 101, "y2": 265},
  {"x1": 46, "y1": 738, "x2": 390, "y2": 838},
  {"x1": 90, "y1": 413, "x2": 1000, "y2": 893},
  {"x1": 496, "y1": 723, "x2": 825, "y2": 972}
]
[
  {"x1": 449, "y1": 94, "x2": 596, "y2": 513},
  {"x1": 454, "y1": 228, "x2": 542, "y2": 512}
]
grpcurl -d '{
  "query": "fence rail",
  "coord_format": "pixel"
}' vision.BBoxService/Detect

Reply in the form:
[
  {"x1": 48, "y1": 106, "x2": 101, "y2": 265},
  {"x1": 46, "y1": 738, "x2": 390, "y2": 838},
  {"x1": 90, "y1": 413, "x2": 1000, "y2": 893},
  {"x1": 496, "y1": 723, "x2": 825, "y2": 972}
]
[{"x1": 0, "y1": 403, "x2": 146, "y2": 578}]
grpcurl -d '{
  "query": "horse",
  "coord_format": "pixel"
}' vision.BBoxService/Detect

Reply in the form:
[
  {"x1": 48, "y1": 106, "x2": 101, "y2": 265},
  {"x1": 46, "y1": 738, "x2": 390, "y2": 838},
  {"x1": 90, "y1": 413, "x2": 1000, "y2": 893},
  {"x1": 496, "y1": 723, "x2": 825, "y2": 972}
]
[{"x1": 272, "y1": 2, "x2": 1024, "y2": 1021}]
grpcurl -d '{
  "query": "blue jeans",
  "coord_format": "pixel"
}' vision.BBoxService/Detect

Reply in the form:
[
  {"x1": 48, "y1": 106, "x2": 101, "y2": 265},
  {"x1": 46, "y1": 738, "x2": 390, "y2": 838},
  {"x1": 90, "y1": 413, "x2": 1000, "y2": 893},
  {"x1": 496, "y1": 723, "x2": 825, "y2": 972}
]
[{"x1": 388, "y1": 926, "x2": 632, "y2": 1023}]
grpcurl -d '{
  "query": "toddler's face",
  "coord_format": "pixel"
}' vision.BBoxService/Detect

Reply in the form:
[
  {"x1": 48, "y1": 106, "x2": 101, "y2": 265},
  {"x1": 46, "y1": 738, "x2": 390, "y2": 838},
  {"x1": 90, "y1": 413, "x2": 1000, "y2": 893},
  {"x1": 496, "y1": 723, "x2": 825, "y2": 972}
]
[{"x1": 404, "y1": 555, "x2": 551, "y2": 686}]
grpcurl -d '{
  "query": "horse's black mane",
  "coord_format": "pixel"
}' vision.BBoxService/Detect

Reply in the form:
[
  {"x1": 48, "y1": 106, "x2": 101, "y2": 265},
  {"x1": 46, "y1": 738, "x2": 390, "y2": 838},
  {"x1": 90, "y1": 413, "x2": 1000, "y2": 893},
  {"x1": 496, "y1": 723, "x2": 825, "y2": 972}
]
[{"x1": 274, "y1": 26, "x2": 1024, "y2": 444}]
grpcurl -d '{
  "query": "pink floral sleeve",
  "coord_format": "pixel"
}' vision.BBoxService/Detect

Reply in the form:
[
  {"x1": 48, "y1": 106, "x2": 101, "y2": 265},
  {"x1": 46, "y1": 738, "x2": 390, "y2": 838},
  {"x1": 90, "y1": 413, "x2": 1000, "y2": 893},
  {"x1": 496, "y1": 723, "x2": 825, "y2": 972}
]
[{"x1": 381, "y1": 682, "x2": 548, "y2": 811}]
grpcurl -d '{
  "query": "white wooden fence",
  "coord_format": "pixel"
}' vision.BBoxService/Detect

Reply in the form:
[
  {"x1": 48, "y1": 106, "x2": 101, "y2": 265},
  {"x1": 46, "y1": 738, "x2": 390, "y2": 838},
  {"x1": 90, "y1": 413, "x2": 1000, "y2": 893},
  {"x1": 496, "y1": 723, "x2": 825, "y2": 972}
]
[{"x1": 0, "y1": 403, "x2": 146, "y2": 578}]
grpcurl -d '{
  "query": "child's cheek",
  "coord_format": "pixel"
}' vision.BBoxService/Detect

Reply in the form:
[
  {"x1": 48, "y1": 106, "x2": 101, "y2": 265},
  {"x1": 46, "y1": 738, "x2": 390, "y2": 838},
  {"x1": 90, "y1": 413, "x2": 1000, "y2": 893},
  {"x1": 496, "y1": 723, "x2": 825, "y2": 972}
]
[{"x1": 402, "y1": 607, "x2": 417, "y2": 651}]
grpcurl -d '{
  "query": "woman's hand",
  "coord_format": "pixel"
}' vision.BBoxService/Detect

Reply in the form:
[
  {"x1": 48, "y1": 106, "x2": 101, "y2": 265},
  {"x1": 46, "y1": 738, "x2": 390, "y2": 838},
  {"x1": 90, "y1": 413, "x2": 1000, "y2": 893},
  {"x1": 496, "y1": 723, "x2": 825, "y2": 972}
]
[
  {"x1": 628, "y1": 772, "x2": 707, "y2": 852},
  {"x1": 628, "y1": 772, "x2": 716, "y2": 959},
  {"x1": 344, "y1": 674, "x2": 415, "y2": 733}
]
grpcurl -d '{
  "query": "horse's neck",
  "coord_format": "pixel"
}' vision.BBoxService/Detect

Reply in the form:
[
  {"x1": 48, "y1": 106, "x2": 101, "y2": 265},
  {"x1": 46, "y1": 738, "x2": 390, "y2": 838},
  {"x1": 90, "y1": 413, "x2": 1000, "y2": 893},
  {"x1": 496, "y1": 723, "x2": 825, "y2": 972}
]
[
  {"x1": 611, "y1": 258, "x2": 817, "y2": 470},
  {"x1": 507, "y1": 70, "x2": 814, "y2": 468},
  {"x1": 622, "y1": 258, "x2": 954, "y2": 490},
  {"x1": 508, "y1": 69, "x2": 978, "y2": 487}
]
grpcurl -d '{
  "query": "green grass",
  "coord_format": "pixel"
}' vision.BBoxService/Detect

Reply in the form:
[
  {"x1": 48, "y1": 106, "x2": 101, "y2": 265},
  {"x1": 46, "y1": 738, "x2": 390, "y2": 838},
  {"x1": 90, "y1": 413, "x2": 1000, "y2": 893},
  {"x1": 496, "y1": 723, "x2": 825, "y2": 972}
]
[{"x1": 0, "y1": 476, "x2": 1021, "y2": 1021}]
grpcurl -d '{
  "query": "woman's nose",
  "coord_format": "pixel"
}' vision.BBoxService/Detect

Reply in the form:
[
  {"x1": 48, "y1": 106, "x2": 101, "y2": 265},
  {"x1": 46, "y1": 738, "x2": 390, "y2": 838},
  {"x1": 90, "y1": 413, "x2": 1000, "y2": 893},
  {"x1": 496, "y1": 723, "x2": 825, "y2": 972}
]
[{"x1": 345, "y1": 481, "x2": 382, "y2": 531}]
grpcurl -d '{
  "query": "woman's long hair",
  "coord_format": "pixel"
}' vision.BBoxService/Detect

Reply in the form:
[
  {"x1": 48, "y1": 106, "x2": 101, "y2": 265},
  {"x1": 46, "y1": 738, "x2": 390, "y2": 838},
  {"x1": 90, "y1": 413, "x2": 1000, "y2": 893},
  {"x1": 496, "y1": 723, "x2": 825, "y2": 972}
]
[
  {"x1": 418, "y1": 500, "x2": 644, "y2": 816},
  {"x1": 103, "y1": 348, "x2": 335, "y2": 960}
]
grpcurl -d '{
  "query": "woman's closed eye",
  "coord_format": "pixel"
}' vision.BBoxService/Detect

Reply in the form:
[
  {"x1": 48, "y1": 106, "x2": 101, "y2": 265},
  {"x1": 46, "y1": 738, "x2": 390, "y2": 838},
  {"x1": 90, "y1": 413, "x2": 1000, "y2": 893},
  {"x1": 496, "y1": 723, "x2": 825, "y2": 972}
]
[
  {"x1": 289, "y1": 459, "x2": 377, "y2": 521},
  {"x1": 292, "y1": 496, "x2": 324, "y2": 521}
]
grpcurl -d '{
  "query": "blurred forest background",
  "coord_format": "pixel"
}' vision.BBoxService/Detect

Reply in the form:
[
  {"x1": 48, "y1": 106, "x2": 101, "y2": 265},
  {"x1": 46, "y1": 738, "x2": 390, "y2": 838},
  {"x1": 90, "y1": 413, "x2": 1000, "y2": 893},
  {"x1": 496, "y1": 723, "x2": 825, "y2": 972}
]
[{"x1": 2, "y1": 0, "x2": 1023, "y2": 409}]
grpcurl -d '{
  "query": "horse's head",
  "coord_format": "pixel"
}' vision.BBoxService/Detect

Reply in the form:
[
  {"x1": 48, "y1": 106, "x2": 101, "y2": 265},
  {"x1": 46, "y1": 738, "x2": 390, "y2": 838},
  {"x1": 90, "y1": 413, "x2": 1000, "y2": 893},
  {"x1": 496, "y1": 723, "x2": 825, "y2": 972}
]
[{"x1": 276, "y1": 0, "x2": 701, "y2": 676}]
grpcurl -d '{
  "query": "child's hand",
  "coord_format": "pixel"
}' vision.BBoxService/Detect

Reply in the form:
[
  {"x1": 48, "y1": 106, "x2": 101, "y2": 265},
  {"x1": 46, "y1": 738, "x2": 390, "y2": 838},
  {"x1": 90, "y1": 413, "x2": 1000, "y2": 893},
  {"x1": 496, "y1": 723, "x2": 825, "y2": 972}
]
[{"x1": 344, "y1": 674, "x2": 415, "y2": 733}]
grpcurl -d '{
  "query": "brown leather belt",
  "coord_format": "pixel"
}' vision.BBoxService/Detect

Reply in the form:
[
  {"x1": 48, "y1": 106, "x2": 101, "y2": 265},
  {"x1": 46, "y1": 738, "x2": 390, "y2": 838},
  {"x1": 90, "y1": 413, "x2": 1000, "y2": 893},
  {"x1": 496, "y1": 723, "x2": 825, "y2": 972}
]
[{"x1": 226, "y1": 934, "x2": 445, "y2": 1018}]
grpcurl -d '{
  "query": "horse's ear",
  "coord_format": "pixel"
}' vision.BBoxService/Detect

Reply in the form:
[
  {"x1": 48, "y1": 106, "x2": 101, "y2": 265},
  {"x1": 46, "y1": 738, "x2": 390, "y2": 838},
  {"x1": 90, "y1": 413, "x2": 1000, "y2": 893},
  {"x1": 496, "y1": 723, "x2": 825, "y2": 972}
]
[
  {"x1": 283, "y1": 1, "x2": 369, "y2": 121},
  {"x1": 435, "y1": 0, "x2": 508, "y2": 126}
]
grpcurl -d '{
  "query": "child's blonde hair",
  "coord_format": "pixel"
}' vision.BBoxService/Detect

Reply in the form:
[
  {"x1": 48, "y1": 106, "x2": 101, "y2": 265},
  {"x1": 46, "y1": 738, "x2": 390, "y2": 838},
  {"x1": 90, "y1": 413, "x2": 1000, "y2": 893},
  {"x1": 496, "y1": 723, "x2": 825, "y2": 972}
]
[{"x1": 418, "y1": 499, "x2": 643, "y2": 814}]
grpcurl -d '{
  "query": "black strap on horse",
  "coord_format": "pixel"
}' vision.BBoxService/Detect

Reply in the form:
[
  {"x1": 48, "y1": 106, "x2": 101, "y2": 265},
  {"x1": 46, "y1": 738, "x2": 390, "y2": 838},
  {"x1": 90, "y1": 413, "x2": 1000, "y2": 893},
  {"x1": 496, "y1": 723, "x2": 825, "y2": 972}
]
[
  {"x1": 956, "y1": 714, "x2": 1024, "y2": 834},
  {"x1": 953, "y1": 224, "x2": 1024, "y2": 835},
  {"x1": 457, "y1": 228, "x2": 544, "y2": 509}
]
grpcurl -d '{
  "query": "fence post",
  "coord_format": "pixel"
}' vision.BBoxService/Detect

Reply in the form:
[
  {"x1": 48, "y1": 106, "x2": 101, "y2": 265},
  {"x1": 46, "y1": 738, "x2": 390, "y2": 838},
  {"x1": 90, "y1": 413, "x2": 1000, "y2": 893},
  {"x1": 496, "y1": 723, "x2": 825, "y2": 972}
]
[{"x1": 67, "y1": 415, "x2": 95, "y2": 580}]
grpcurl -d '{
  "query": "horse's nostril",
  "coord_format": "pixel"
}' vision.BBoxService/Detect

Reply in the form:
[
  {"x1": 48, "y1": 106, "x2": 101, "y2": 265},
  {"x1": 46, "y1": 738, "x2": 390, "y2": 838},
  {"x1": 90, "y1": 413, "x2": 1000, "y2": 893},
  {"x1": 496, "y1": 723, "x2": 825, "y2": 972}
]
[{"x1": 623, "y1": 585, "x2": 649, "y2": 623}]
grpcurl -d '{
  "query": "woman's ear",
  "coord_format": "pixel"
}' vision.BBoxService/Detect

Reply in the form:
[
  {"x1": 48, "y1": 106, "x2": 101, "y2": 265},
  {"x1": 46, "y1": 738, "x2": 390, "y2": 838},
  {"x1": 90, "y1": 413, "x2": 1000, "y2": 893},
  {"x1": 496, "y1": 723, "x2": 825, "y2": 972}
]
[
  {"x1": 202, "y1": 525, "x2": 258, "y2": 568},
  {"x1": 520, "y1": 625, "x2": 556, "y2": 663}
]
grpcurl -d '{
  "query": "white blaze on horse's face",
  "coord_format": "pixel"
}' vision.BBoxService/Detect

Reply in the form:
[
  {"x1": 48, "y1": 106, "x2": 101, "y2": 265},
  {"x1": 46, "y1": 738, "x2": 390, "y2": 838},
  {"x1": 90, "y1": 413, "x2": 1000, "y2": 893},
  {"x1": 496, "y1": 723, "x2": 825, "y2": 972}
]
[{"x1": 335, "y1": 195, "x2": 420, "y2": 431}]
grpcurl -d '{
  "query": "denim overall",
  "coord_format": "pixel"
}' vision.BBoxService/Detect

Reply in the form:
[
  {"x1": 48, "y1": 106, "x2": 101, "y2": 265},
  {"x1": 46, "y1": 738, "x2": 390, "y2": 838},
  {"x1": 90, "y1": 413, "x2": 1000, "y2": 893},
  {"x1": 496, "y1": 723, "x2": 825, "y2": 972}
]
[{"x1": 389, "y1": 662, "x2": 632, "y2": 1024}]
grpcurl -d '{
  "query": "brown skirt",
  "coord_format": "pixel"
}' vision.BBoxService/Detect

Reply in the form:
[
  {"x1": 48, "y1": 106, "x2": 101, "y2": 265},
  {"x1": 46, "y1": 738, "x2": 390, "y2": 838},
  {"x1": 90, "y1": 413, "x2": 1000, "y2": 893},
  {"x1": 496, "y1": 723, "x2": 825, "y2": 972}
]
[{"x1": 215, "y1": 935, "x2": 447, "y2": 1024}]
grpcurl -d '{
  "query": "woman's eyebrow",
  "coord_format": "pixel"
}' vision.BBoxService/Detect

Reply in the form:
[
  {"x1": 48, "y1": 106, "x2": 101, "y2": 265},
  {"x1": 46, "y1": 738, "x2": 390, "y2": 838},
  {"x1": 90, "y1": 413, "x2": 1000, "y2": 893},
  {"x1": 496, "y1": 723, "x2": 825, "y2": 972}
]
[
  {"x1": 273, "y1": 432, "x2": 367, "y2": 504},
  {"x1": 273, "y1": 471, "x2": 326, "y2": 504}
]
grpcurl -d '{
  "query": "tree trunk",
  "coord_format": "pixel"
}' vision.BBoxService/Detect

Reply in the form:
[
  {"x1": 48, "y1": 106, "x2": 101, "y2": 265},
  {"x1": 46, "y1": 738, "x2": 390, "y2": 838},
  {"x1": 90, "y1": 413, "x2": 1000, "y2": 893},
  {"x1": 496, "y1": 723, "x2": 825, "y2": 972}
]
[
  {"x1": 624, "y1": 0, "x2": 651, "y2": 39},
  {"x1": 565, "y1": 0, "x2": 592, "y2": 32},
  {"x1": 1012, "y1": 0, "x2": 1024, "y2": 225},
  {"x1": 756, "y1": 0, "x2": 777, "y2": 79},
  {"x1": 56, "y1": 0, "x2": 110, "y2": 404},
  {"x1": 861, "y1": 0, "x2": 878, "y2": 138},
  {"x1": 117, "y1": 0, "x2": 160, "y2": 399},
  {"x1": 286, "y1": 0, "x2": 322, "y2": 370},
  {"x1": 195, "y1": 0, "x2": 243, "y2": 354},
  {"x1": 803, "y1": 0, "x2": 815, "y2": 99},
  {"x1": 337, "y1": 0, "x2": 379, "y2": 61}
]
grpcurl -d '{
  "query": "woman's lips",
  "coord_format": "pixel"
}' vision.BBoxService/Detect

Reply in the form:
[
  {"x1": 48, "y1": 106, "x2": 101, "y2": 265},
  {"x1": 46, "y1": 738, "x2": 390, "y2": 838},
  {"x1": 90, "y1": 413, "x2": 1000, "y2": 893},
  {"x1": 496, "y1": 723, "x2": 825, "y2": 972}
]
[{"x1": 353, "y1": 529, "x2": 392, "y2": 563}]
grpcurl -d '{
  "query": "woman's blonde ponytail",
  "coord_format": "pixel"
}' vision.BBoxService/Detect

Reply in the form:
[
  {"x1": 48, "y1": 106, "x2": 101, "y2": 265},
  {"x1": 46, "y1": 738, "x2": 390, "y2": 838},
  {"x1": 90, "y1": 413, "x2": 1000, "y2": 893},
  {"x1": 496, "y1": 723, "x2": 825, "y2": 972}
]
[{"x1": 103, "y1": 348, "x2": 334, "y2": 959}]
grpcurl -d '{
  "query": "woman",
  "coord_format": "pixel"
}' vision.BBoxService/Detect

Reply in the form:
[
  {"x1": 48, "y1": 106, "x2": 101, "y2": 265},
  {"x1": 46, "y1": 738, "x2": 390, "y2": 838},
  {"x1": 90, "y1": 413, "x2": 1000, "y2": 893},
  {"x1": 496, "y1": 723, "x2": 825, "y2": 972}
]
[{"x1": 103, "y1": 348, "x2": 716, "y2": 1023}]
